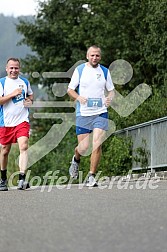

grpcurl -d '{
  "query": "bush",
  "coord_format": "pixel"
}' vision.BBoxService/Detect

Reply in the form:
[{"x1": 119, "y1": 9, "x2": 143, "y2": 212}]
[{"x1": 101, "y1": 135, "x2": 133, "y2": 176}]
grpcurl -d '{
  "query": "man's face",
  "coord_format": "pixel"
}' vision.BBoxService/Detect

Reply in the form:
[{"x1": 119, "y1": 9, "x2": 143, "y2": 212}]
[
  {"x1": 87, "y1": 48, "x2": 101, "y2": 67},
  {"x1": 6, "y1": 60, "x2": 20, "y2": 79}
]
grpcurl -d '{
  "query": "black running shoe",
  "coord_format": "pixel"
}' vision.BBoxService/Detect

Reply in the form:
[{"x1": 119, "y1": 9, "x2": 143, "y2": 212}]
[
  {"x1": 0, "y1": 179, "x2": 8, "y2": 191},
  {"x1": 17, "y1": 179, "x2": 30, "y2": 190}
]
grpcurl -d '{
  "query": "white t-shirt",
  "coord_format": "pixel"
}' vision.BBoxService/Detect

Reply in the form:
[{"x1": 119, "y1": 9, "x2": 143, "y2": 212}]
[
  {"x1": 0, "y1": 76, "x2": 33, "y2": 126},
  {"x1": 68, "y1": 63, "x2": 114, "y2": 116}
]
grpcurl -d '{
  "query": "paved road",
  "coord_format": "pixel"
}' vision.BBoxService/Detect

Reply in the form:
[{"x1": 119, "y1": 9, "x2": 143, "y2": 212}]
[{"x1": 0, "y1": 179, "x2": 167, "y2": 252}]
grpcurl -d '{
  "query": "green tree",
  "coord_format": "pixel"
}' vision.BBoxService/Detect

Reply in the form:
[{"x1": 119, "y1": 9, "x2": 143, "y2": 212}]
[{"x1": 17, "y1": 0, "x2": 167, "y2": 90}]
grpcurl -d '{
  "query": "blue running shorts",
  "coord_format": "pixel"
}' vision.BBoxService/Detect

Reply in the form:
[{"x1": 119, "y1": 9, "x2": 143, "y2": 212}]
[{"x1": 76, "y1": 112, "x2": 108, "y2": 135}]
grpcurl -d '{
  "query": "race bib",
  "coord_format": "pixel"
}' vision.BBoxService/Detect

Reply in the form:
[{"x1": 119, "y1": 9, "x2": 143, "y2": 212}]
[
  {"x1": 12, "y1": 90, "x2": 25, "y2": 104},
  {"x1": 87, "y1": 98, "x2": 102, "y2": 108}
]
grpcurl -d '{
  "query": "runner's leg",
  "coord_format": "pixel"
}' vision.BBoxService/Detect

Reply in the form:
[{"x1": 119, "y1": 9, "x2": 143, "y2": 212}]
[
  {"x1": 17, "y1": 136, "x2": 29, "y2": 173},
  {"x1": 0, "y1": 144, "x2": 11, "y2": 170},
  {"x1": 90, "y1": 128, "x2": 106, "y2": 174}
]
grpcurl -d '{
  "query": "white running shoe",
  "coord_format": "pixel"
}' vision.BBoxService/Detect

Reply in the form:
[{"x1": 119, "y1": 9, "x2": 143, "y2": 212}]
[
  {"x1": 69, "y1": 155, "x2": 79, "y2": 179},
  {"x1": 86, "y1": 174, "x2": 98, "y2": 187}
]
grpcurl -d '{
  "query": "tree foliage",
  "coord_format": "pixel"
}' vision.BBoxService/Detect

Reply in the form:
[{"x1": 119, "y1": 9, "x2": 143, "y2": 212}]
[{"x1": 17, "y1": 0, "x2": 167, "y2": 89}]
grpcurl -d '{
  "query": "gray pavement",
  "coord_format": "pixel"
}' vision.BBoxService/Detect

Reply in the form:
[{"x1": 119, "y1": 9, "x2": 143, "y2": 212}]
[{"x1": 0, "y1": 179, "x2": 167, "y2": 252}]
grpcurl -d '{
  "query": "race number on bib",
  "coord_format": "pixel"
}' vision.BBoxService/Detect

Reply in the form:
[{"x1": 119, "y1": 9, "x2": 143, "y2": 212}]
[
  {"x1": 87, "y1": 98, "x2": 102, "y2": 108},
  {"x1": 12, "y1": 90, "x2": 25, "y2": 104}
]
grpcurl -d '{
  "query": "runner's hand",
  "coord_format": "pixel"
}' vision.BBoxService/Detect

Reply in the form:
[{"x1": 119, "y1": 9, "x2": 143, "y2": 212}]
[
  {"x1": 105, "y1": 97, "x2": 112, "y2": 107},
  {"x1": 76, "y1": 95, "x2": 87, "y2": 104},
  {"x1": 23, "y1": 98, "x2": 33, "y2": 107}
]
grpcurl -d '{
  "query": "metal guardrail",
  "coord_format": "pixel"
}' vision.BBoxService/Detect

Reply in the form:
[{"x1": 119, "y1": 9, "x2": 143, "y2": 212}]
[{"x1": 114, "y1": 116, "x2": 167, "y2": 172}]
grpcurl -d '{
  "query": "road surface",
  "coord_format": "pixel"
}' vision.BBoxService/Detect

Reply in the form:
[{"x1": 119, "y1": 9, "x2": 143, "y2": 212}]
[{"x1": 0, "y1": 179, "x2": 167, "y2": 252}]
